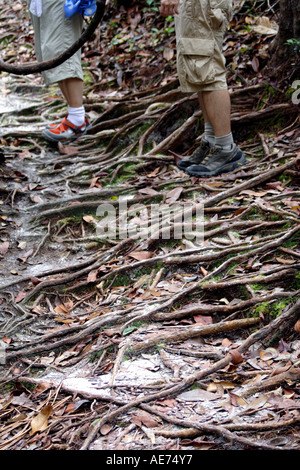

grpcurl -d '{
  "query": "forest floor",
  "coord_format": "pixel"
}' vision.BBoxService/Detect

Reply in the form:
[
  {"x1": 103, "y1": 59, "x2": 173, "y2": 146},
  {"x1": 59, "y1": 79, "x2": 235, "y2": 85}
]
[{"x1": 0, "y1": 0, "x2": 300, "y2": 452}]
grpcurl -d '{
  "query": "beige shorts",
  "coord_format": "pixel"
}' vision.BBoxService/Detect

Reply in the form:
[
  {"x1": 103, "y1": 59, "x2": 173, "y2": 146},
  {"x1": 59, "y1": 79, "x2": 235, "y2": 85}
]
[
  {"x1": 175, "y1": 0, "x2": 232, "y2": 92},
  {"x1": 27, "y1": 0, "x2": 84, "y2": 85}
]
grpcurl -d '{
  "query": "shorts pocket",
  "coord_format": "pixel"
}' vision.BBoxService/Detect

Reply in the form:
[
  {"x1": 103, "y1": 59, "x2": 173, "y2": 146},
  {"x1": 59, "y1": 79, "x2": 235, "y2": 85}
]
[
  {"x1": 209, "y1": 0, "x2": 232, "y2": 11},
  {"x1": 209, "y1": 0, "x2": 232, "y2": 28},
  {"x1": 177, "y1": 38, "x2": 216, "y2": 86}
]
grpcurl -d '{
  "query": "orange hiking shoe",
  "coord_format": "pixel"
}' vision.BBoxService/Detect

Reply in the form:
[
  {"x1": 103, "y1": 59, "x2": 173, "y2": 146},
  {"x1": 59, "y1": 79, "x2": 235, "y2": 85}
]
[{"x1": 42, "y1": 117, "x2": 89, "y2": 143}]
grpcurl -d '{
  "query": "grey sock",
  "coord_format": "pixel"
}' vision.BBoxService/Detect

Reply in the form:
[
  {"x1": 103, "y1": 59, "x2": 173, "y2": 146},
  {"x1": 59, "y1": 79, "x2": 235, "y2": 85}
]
[
  {"x1": 204, "y1": 122, "x2": 215, "y2": 146},
  {"x1": 215, "y1": 132, "x2": 234, "y2": 152}
]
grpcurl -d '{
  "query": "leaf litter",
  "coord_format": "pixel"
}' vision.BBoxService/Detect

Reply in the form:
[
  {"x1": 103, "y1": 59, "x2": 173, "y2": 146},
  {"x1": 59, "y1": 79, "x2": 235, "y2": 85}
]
[{"x1": 0, "y1": 0, "x2": 300, "y2": 451}]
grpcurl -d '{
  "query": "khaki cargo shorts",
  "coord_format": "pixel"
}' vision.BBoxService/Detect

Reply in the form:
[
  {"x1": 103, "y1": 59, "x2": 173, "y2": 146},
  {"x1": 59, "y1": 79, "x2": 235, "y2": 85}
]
[
  {"x1": 175, "y1": 0, "x2": 232, "y2": 92},
  {"x1": 27, "y1": 0, "x2": 84, "y2": 85}
]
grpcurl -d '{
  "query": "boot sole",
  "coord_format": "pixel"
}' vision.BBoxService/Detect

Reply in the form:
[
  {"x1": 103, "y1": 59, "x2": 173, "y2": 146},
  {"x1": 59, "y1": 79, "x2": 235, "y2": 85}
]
[
  {"x1": 42, "y1": 128, "x2": 87, "y2": 143},
  {"x1": 187, "y1": 154, "x2": 246, "y2": 177}
]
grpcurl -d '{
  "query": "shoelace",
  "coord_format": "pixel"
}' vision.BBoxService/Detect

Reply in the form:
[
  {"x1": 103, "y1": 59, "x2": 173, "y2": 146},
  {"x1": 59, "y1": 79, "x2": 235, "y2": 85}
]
[{"x1": 201, "y1": 146, "x2": 216, "y2": 165}]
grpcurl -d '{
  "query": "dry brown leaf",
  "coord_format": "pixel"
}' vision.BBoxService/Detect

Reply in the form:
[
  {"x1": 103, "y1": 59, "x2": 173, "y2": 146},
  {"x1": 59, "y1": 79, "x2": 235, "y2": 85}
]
[
  {"x1": 100, "y1": 424, "x2": 114, "y2": 435},
  {"x1": 83, "y1": 215, "x2": 96, "y2": 223},
  {"x1": 54, "y1": 304, "x2": 69, "y2": 314},
  {"x1": 230, "y1": 349, "x2": 244, "y2": 365},
  {"x1": 207, "y1": 381, "x2": 235, "y2": 392},
  {"x1": 129, "y1": 250, "x2": 153, "y2": 261},
  {"x1": 138, "y1": 187, "x2": 159, "y2": 196},
  {"x1": 15, "y1": 291, "x2": 27, "y2": 303},
  {"x1": 181, "y1": 439, "x2": 215, "y2": 450},
  {"x1": 260, "y1": 347, "x2": 278, "y2": 361},
  {"x1": 2, "y1": 335, "x2": 12, "y2": 344},
  {"x1": 131, "y1": 410, "x2": 161, "y2": 428},
  {"x1": 147, "y1": 167, "x2": 160, "y2": 177},
  {"x1": 58, "y1": 142, "x2": 77, "y2": 154},
  {"x1": 178, "y1": 389, "x2": 219, "y2": 402},
  {"x1": 89, "y1": 177, "x2": 102, "y2": 188},
  {"x1": 222, "y1": 338, "x2": 233, "y2": 348},
  {"x1": 250, "y1": 16, "x2": 278, "y2": 35},
  {"x1": 275, "y1": 257, "x2": 295, "y2": 265},
  {"x1": 0, "y1": 241, "x2": 9, "y2": 255},
  {"x1": 30, "y1": 404, "x2": 53, "y2": 435},
  {"x1": 156, "y1": 398, "x2": 177, "y2": 409},
  {"x1": 163, "y1": 46, "x2": 174, "y2": 61},
  {"x1": 54, "y1": 317, "x2": 75, "y2": 324},
  {"x1": 87, "y1": 270, "x2": 98, "y2": 283},
  {"x1": 241, "y1": 189, "x2": 271, "y2": 197},
  {"x1": 294, "y1": 320, "x2": 300, "y2": 333},
  {"x1": 193, "y1": 314, "x2": 213, "y2": 325},
  {"x1": 229, "y1": 392, "x2": 248, "y2": 407},
  {"x1": 165, "y1": 186, "x2": 183, "y2": 203}
]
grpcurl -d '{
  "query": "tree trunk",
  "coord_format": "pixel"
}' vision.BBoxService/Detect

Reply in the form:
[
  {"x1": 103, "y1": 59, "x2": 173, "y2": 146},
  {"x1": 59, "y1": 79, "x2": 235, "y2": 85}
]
[{"x1": 271, "y1": 0, "x2": 300, "y2": 62}]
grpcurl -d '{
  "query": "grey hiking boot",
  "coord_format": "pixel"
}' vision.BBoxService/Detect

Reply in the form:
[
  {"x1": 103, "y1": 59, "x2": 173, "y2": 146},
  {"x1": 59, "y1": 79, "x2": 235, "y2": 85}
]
[
  {"x1": 177, "y1": 139, "x2": 211, "y2": 170},
  {"x1": 186, "y1": 144, "x2": 246, "y2": 177}
]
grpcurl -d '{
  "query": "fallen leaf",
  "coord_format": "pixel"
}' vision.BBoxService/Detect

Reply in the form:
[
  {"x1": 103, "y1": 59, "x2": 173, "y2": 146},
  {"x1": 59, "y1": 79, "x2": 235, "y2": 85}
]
[
  {"x1": 178, "y1": 389, "x2": 219, "y2": 402},
  {"x1": 58, "y1": 142, "x2": 77, "y2": 154},
  {"x1": 87, "y1": 270, "x2": 98, "y2": 283},
  {"x1": 83, "y1": 215, "x2": 96, "y2": 223},
  {"x1": 31, "y1": 277, "x2": 42, "y2": 286},
  {"x1": 15, "y1": 291, "x2": 27, "y2": 303},
  {"x1": 89, "y1": 177, "x2": 100, "y2": 188},
  {"x1": 30, "y1": 404, "x2": 53, "y2": 435},
  {"x1": 165, "y1": 186, "x2": 183, "y2": 203},
  {"x1": 228, "y1": 392, "x2": 248, "y2": 407},
  {"x1": 138, "y1": 187, "x2": 159, "y2": 196},
  {"x1": 18, "y1": 241, "x2": 27, "y2": 250},
  {"x1": 230, "y1": 349, "x2": 243, "y2": 365},
  {"x1": 18, "y1": 149, "x2": 32, "y2": 159},
  {"x1": 147, "y1": 167, "x2": 160, "y2": 177},
  {"x1": 156, "y1": 398, "x2": 177, "y2": 409},
  {"x1": 207, "y1": 381, "x2": 235, "y2": 392},
  {"x1": 129, "y1": 251, "x2": 153, "y2": 261},
  {"x1": 100, "y1": 424, "x2": 114, "y2": 435},
  {"x1": 246, "y1": 395, "x2": 269, "y2": 410},
  {"x1": 181, "y1": 438, "x2": 215, "y2": 449},
  {"x1": 54, "y1": 304, "x2": 69, "y2": 314},
  {"x1": 2, "y1": 335, "x2": 12, "y2": 344},
  {"x1": 260, "y1": 347, "x2": 278, "y2": 361},
  {"x1": 241, "y1": 189, "x2": 271, "y2": 197},
  {"x1": 163, "y1": 46, "x2": 174, "y2": 61},
  {"x1": 250, "y1": 16, "x2": 278, "y2": 35},
  {"x1": 251, "y1": 55, "x2": 260, "y2": 72},
  {"x1": 0, "y1": 241, "x2": 9, "y2": 255},
  {"x1": 20, "y1": 248, "x2": 34, "y2": 263},
  {"x1": 294, "y1": 320, "x2": 300, "y2": 333},
  {"x1": 222, "y1": 338, "x2": 233, "y2": 348},
  {"x1": 193, "y1": 315, "x2": 213, "y2": 325},
  {"x1": 31, "y1": 195, "x2": 43, "y2": 204},
  {"x1": 275, "y1": 257, "x2": 295, "y2": 265},
  {"x1": 131, "y1": 410, "x2": 161, "y2": 428}
]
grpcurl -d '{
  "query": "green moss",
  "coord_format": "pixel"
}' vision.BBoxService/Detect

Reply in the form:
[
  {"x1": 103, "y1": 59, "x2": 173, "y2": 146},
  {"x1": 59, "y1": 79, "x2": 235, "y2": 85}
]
[
  {"x1": 282, "y1": 230, "x2": 299, "y2": 249},
  {"x1": 254, "y1": 297, "x2": 296, "y2": 318},
  {"x1": 250, "y1": 282, "x2": 265, "y2": 291}
]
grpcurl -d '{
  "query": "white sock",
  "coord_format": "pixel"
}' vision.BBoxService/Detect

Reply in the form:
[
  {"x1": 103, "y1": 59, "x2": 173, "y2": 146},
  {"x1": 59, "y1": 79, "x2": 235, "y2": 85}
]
[
  {"x1": 215, "y1": 132, "x2": 234, "y2": 152},
  {"x1": 204, "y1": 122, "x2": 215, "y2": 146},
  {"x1": 67, "y1": 106, "x2": 85, "y2": 127}
]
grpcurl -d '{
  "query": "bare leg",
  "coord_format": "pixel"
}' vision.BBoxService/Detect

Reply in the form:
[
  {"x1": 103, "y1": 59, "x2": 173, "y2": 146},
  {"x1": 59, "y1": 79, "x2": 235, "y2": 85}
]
[
  {"x1": 198, "y1": 89, "x2": 231, "y2": 137},
  {"x1": 58, "y1": 78, "x2": 84, "y2": 108},
  {"x1": 198, "y1": 91, "x2": 210, "y2": 123}
]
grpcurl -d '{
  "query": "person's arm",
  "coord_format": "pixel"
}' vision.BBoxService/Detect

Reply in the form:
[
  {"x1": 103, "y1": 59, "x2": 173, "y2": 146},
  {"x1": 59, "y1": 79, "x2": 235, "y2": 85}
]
[{"x1": 159, "y1": 0, "x2": 179, "y2": 17}]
